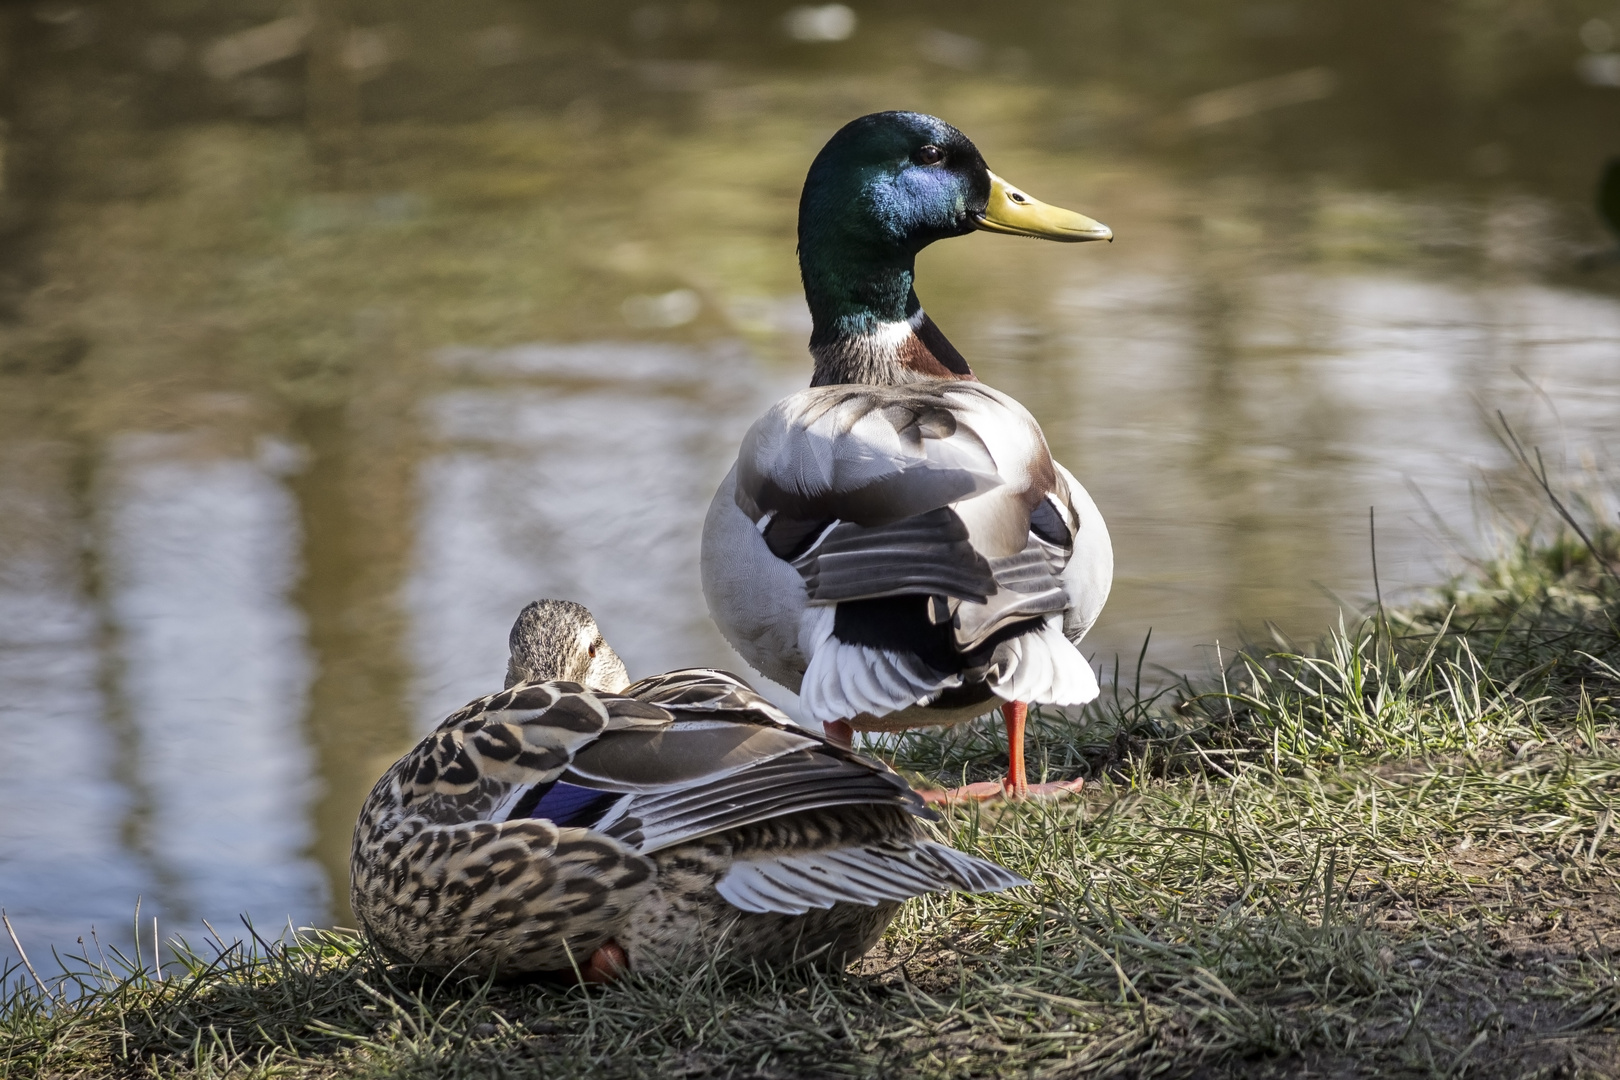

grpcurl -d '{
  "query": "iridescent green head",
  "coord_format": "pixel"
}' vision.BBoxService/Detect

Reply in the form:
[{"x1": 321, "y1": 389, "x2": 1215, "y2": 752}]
[{"x1": 796, "y1": 111, "x2": 1111, "y2": 345}]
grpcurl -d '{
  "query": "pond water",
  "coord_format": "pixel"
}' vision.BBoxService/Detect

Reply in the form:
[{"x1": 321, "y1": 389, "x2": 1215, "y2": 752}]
[{"x1": 2, "y1": 0, "x2": 1618, "y2": 975}]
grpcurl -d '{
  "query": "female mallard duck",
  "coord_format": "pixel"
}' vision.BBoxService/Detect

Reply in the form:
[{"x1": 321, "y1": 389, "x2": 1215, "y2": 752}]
[
  {"x1": 701, "y1": 111, "x2": 1114, "y2": 801},
  {"x1": 351, "y1": 599, "x2": 1025, "y2": 980}
]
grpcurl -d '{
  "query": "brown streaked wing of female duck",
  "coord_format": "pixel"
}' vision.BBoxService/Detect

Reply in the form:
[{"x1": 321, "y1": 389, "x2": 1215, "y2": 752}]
[
  {"x1": 701, "y1": 111, "x2": 1114, "y2": 802},
  {"x1": 350, "y1": 599, "x2": 1026, "y2": 980}
]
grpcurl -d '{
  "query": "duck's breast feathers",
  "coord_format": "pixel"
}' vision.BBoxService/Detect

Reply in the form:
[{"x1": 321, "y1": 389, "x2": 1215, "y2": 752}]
[
  {"x1": 1051, "y1": 460, "x2": 1112, "y2": 643},
  {"x1": 736, "y1": 382, "x2": 1053, "y2": 529}
]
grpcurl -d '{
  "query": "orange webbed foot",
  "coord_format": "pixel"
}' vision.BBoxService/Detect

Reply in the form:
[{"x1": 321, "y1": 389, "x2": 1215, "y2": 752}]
[
  {"x1": 913, "y1": 700, "x2": 1085, "y2": 804},
  {"x1": 1015, "y1": 777, "x2": 1086, "y2": 800},
  {"x1": 916, "y1": 781, "x2": 1006, "y2": 805},
  {"x1": 915, "y1": 777, "x2": 1084, "y2": 805}
]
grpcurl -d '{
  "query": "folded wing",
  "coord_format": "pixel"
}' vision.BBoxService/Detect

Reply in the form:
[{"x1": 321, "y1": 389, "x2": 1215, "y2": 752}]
[
  {"x1": 357, "y1": 669, "x2": 1028, "y2": 948},
  {"x1": 731, "y1": 382, "x2": 1100, "y2": 719},
  {"x1": 718, "y1": 840, "x2": 1029, "y2": 914}
]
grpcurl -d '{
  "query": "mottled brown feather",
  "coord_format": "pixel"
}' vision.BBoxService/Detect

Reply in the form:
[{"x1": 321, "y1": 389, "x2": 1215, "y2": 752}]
[{"x1": 353, "y1": 668, "x2": 1018, "y2": 979}]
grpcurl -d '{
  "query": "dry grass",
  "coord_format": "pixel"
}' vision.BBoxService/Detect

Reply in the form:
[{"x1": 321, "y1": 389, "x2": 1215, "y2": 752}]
[{"x1": 5, "y1": 521, "x2": 1620, "y2": 1079}]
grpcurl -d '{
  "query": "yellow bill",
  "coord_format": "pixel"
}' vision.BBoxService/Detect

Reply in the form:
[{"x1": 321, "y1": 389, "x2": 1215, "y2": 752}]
[{"x1": 974, "y1": 172, "x2": 1112, "y2": 242}]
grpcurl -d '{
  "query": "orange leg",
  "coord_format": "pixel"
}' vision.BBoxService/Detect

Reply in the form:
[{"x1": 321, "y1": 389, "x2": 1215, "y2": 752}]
[
  {"x1": 581, "y1": 940, "x2": 628, "y2": 984},
  {"x1": 916, "y1": 701, "x2": 1084, "y2": 804},
  {"x1": 1003, "y1": 700, "x2": 1029, "y2": 798},
  {"x1": 824, "y1": 719, "x2": 855, "y2": 748}
]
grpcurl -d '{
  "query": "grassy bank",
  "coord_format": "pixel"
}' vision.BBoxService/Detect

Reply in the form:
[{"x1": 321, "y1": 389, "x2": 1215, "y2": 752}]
[{"x1": 5, "y1": 524, "x2": 1619, "y2": 1079}]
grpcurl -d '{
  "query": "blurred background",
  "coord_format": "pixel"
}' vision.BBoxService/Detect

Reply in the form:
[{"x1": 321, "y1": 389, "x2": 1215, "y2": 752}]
[{"x1": 1, "y1": 0, "x2": 1618, "y2": 971}]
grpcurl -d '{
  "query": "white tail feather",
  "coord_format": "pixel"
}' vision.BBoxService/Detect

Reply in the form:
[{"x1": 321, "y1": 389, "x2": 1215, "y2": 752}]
[
  {"x1": 990, "y1": 620, "x2": 1099, "y2": 706},
  {"x1": 800, "y1": 637, "x2": 952, "y2": 724},
  {"x1": 799, "y1": 608, "x2": 1097, "y2": 725}
]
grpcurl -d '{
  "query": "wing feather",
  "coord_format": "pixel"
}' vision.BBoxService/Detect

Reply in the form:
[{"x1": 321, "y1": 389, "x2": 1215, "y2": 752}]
[
  {"x1": 949, "y1": 536, "x2": 1071, "y2": 651},
  {"x1": 736, "y1": 385, "x2": 1005, "y2": 527},
  {"x1": 799, "y1": 634, "x2": 956, "y2": 722},
  {"x1": 982, "y1": 620, "x2": 1099, "y2": 706},
  {"x1": 565, "y1": 722, "x2": 819, "y2": 791},
  {"x1": 624, "y1": 667, "x2": 795, "y2": 727},
  {"x1": 600, "y1": 751, "x2": 925, "y2": 853},
  {"x1": 394, "y1": 684, "x2": 618, "y2": 812},
  {"x1": 715, "y1": 841, "x2": 1029, "y2": 915},
  {"x1": 795, "y1": 509, "x2": 996, "y2": 603}
]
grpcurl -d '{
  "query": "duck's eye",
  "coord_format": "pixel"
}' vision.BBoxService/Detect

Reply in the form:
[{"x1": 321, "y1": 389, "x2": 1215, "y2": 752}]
[
  {"x1": 914, "y1": 145, "x2": 944, "y2": 166},
  {"x1": 588, "y1": 643, "x2": 598, "y2": 659}
]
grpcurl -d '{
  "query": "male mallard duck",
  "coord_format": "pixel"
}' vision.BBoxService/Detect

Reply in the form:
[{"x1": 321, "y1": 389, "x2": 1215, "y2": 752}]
[
  {"x1": 351, "y1": 599, "x2": 1025, "y2": 980},
  {"x1": 701, "y1": 111, "x2": 1114, "y2": 801}
]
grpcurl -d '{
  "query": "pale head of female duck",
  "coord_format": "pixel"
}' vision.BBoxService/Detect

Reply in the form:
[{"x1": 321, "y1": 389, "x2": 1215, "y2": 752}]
[
  {"x1": 504, "y1": 599, "x2": 631, "y2": 692},
  {"x1": 797, "y1": 111, "x2": 1111, "y2": 388}
]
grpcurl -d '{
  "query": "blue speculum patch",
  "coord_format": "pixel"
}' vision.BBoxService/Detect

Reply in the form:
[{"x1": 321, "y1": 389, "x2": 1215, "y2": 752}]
[{"x1": 517, "y1": 780, "x2": 621, "y2": 829}]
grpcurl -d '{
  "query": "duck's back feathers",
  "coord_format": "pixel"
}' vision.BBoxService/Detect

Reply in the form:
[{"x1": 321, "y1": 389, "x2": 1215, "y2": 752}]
[
  {"x1": 353, "y1": 668, "x2": 1025, "y2": 974},
  {"x1": 707, "y1": 380, "x2": 1106, "y2": 727},
  {"x1": 567, "y1": 730, "x2": 926, "y2": 856},
  {"x1": 547, "y1": 667, "x2": 929, "y2": 853},
  {"x1": 392, "y1": 682, "x2": 641, "y2": 821},
  {"x1": 737, "y1": 384, "x2": 1009, "y2": 529},
  {"x1": 352, "y1": 684, "x2": 662, "y2": 973},
  {"x1": 382, "y1": 669, "x2": 930, "y2": 853},
  {"x1": 624, "y1": 666, "x2": 792, "y2": 722}
]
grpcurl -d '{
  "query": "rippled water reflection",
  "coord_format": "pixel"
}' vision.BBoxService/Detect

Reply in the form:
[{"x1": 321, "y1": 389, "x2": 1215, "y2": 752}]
[
  {"x1": 409, "y1": 344, "x2": 800, "y2": 723},
  {"x1": 1, "y1": 0, "x2": 1617, "y2": 973}
]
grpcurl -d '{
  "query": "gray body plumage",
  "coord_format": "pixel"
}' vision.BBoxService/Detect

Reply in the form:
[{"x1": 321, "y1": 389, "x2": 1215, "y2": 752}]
[{"x1": 702, "y1": 380, "x2": 1112, "y2": 731}]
